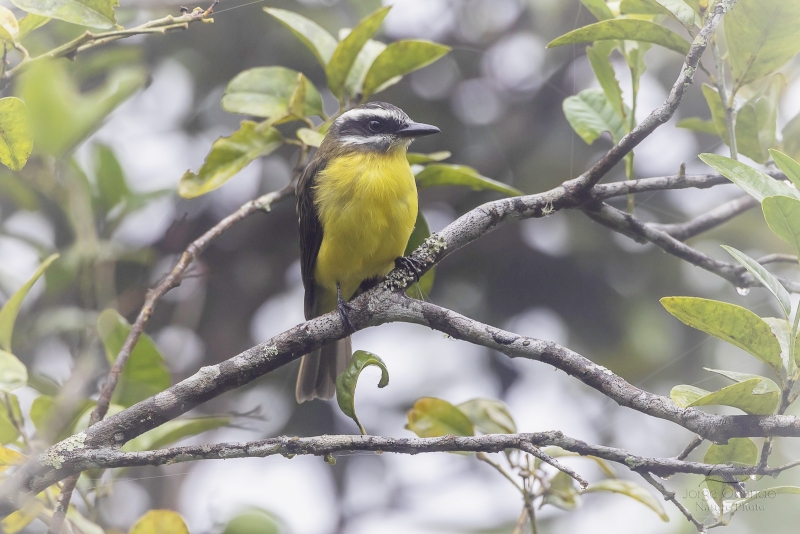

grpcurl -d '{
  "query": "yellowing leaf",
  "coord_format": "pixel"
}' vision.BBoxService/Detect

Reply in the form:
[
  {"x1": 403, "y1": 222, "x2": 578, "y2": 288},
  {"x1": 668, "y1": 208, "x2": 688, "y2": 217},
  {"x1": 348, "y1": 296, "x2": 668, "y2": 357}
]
[
  {"x1": 0, "y1": 97, "x2": 33, "y2": 172},
  {"x1": 661, "y1": 297, "x2": 783, "y2": 376},
  {"x1": 704, "y1": 438, "x2": 757, "y2": 508},
  {"x1": 542, "y1": 471, "x2": 581, "y2": 510},
  {"x1": 129, "y1": 510, "x2": 189, "y2": 534},
  {"x1": 670, "y1": 376, "x2": 780, "y2": 415},
  {"x1": 585, "y1": 479, "x2": 668, "y2": 521},
  {"x1": 0, "y1": 446, "x2": 24, "y2": 473},
  {"x1": 0, "y1": 253, "x2": 59, "y2": 352},
  {"x1": 362, "y1": 40, "x2": 450, "y2": 97},
  {"x1": 0, "y1": 6, "x2": 19, "y2": 43},
  {"x1": 725, "y1": 0, "x2": 800, "y2": 91},
  {"x1": 296, "y1": 127, "x2": 325, "y2": 148},
  {"x1": 179, "y1": 121, "x2": 282, "y2": 199},
  {"x1": 547, "y1": 19, "x2": 690, "y2": 55},
  {"x1": 406, "y1": 397, "x2": 474, "y2": 438},
  {"x1": 18, "y1": 14, "x2": 49, "y2": 40},
  {"x1": 10, "y1": 0, "x2": 117, "y2": 30},
  {"x1": 336, "y1": 350, "x2": 389, "y2": 435},
  {"x1": 457, "y1": 398, "x2": 516, "y2": 434}
]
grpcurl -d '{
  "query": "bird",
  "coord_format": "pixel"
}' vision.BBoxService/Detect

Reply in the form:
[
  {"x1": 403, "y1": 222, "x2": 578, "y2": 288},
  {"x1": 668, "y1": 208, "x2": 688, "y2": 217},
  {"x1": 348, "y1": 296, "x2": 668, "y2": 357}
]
[{"x1": 295, "y1": 102, "x2": 440, "y2": 403}]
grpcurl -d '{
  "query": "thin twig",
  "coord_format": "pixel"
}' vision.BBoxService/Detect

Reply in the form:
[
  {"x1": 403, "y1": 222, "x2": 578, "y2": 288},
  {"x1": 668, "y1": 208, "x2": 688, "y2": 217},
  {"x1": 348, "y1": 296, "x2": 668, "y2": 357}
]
[
  {"x1": 676, "y1": 436, "x2": 704, "y2": 461},
  {"x1": 649, "y1": 196, "x2": 758, "y2": 241},
  {"x1": 518, "y1": 442, "x2": 588, "y2": 489},
  {"x1": 640, "y1": 472, "x2": 707, "y2": 532}
]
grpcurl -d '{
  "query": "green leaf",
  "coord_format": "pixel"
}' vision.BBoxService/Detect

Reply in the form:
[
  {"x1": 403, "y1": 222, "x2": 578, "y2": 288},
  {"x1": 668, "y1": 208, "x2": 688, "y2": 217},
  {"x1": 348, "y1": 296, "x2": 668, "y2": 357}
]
[
  {"x1": 456, "y1": 399, "x2": 516, "y2": 434},
  {"x1": 703, "y1": 438, "x2": 757, "y2": 508},
  {"x1": 10, "y1": 0, "x2": 117, "y2": 30},
  {"x1": 405, "y1": 397, "x2": 474, "y2": 438},
  {"x1": 676, "y1": 117, "x2": 718, "y2": 136},
  {"x1": 584, "y1": 479, "x2": 668, "y2": 521},
  {"x1": 698, "y1": 153, "x2": 799, "y2": 201},
  {"x1": 179, "y1": 121, "x2": 283, "y2": 199},
  {"x1": 93, "y1": 142, "x2": 129, "y2": 212},
  {"x1": 762, "y1": 317, "x2": 800, "y2": 370},
  {"x1": 724, "y1": 0, "x2": 800, "y2": 91},
  {"x1": 17, "y1": 61, "x2": 146, "y2": 157},
  {"x1": 734, "y1": 75, "x2": 783, "y2": 164},
  {"x1": 263, "y1": 8, "x2": 337, "y2": 67},
  {"x1": 0, "y1": 7, "x2": 19, "y2": 43},
  {"x1": 122, "y1": 415, "x2": 231, "y2": 452},
  {"x1": 563, "y1": 88, "x2": 627, "y2": 145},
  {"x1": 222, "y1": 509, "x2": 281, "y2": 534},
  {"x1": 770, "y1": 149, "x2": 800, "y2": 189},
  {"x1": 586, "y1": 42, "x2": 626, "y2": 121},
  {"x1": 621, "y1": 0, "x2": 699, "y2": 29},
  {"x1": 0, "y1": 253, "x2": 59, "y2": 352},
  {"x1": 0, "y1": 351, "x2": 26, "y2": 393},
  {"x1": 336, "y1": 350, "x2": 389, "y2": 435},
  {"x1": 326, "y1": 7, "x2": 391, "y2": 99},
  {"x1": 129, "y1": 510, "x2": 189, "y2": 534},
  {"x1": 762, "y1": 196, "x2": 800, "y2": 256},
  {"x1": 0, "y1": 97, "x2": 33, "y2": 172},
  {"x1": 547, "y1": 19, "x2": 690, "y2": 55},
  {"x1": 0, "y1": 407, "x2": 19, "y2": 445},
  {"x1": 18, "y1": 14, "x2": 50, "y2": 40},
  {"x1": 362, "y1": 40, "x2": 450, "y2": 98},
  {"x1": 670, "y1": 377, "x2": 779, "y2": 415},
  {"x1": 222, "y1": 66, "x2": 324, "y2": 120},
  {"x1": 660, "y1": 297, "x2": 783, "y2": 375},
  {"x1": 29, "y1": 395, "x2": 94, "y2": 441},
  {"x1": 96, "y1": 309, "x2": 171, "y2": 407},
  {"x1": 782, "y1": 111, "x2": 800, "y2": 161},
  {"x1": 580, "y1": 0, "x2": 614, "y2": 20},
  {"x1": 415, "y1": 163, "x2": 523, "y2": 196},
  {"x1": 343, "y1": 38, "x2": 386, "y2": 99},
  {"x1": 403, "y1": 211, "x2": 435, "y2": 299},
  {"x1": 701, "y1": 83, "x2": 731, "y2": 143},
  {"x1": 722, "y1": 246, "x2": 791, "y2": 318},
  {"x1": 296, "y1": 127, "x2": 325, "y2": 148},
  {"x1": 407, "y1": 151, "x2": 451, "y2": 165},
  {"x1": 542, "y1": 471, "x2": 581, "y2": 510}
]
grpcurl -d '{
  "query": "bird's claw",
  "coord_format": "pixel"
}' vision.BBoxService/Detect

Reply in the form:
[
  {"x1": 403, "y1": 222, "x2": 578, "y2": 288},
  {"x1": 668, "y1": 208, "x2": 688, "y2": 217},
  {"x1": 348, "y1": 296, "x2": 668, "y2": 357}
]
[{"x1": 336, "y1": 283, "x2": 356, "y2": 333}]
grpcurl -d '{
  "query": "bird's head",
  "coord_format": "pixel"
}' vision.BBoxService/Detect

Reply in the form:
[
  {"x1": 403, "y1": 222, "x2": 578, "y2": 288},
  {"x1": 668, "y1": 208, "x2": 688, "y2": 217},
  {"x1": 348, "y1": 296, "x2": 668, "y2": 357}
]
[{"x1": 322, "y1": 102, "x2": 440, "y2": 154}]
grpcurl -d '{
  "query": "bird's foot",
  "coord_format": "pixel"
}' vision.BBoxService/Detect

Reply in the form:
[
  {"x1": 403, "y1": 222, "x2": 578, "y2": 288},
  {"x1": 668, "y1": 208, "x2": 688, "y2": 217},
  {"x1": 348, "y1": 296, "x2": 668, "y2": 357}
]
[
  {"x1": 395, "y1": 255, "x2": 424, "y2": 282},
  {"x1": 337, "y1": 283, "x2": 356, "y2": 333}
]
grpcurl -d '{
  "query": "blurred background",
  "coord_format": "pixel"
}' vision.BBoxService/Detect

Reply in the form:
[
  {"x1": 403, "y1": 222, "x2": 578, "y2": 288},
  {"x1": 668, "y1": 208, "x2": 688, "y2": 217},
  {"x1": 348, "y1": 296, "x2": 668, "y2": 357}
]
[{"x1": 2, "y1": 0, "x2": 800, "y2": 532}]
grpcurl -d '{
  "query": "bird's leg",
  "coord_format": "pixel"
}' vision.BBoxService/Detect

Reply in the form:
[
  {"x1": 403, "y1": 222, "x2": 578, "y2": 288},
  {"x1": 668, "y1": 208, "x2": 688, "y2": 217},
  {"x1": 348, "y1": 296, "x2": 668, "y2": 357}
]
[
  {"x1": 395, "y1": 255, "x2": 424, "y2": 282},
  {"x1": 336, "y1": 282, "x2": 356, "y2": 333}
]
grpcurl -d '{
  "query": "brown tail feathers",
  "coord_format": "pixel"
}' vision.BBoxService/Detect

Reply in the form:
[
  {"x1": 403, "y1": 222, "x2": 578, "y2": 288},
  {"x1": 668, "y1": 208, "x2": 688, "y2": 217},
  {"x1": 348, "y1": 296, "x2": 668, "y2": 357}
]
[{"x1": 295, "y1": 337, "x2": 352, "y2": 402}]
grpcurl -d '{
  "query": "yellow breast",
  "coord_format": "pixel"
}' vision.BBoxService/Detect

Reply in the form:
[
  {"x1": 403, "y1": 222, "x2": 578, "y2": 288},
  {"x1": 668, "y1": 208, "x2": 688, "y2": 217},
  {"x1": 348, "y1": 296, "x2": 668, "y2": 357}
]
[{"x1": 313, "y1": 148, "x2": 418, "y2": 299}]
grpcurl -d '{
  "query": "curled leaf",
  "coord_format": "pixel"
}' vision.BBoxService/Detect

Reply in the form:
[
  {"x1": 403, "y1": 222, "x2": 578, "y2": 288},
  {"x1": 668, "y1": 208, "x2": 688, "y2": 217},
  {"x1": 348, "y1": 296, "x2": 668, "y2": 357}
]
[{"x1": 336, "y1": 350, "x2": 389, "y2": 435}]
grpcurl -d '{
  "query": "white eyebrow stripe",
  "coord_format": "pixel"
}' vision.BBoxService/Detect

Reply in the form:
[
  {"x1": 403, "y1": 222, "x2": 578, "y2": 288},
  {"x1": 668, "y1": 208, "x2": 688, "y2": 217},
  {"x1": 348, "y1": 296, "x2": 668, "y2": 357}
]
[
  {"x1": 337, "y1": 107, "x2": 403, "y2": 123},
  {"x1": 339, "y1": 135, "x2": 387, "y2": 145}
]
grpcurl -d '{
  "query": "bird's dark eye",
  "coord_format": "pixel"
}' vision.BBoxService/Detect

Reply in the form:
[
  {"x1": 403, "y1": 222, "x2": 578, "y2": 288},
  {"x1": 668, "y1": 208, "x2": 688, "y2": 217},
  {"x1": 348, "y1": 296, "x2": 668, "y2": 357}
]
[{"x1": 368, "y1": 120, "x2": 383, "y2": 132}]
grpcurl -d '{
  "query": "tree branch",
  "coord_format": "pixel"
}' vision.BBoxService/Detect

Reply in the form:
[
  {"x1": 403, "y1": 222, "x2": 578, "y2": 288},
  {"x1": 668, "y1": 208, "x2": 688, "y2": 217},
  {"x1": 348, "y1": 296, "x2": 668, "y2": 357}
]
[
  {"x1": 649, "y1": 196, "x2": 758, "y2": 241},
  {"x1": 2, "y1": 2, "x2": 219, "y2": 87},
  {"x1": 582, "y1": 201, "x2": 800, "y2": 292},
  {"x1": 640, "y1": 472, "x2": 707, "y2": 532}
]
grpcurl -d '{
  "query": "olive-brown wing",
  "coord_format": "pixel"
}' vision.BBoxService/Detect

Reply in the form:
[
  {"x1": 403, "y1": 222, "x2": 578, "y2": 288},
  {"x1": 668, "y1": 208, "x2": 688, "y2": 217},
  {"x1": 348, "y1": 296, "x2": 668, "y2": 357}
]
[{"x1": 296, "y1": 156, "x2": 327, "y2": 320}]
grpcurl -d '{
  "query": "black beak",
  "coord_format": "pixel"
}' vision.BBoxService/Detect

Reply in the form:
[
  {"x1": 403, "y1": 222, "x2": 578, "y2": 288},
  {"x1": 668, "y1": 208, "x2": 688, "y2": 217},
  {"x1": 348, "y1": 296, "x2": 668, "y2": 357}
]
[{"x1": 397, "y1": 121, "x2": 440, "y2": 138}]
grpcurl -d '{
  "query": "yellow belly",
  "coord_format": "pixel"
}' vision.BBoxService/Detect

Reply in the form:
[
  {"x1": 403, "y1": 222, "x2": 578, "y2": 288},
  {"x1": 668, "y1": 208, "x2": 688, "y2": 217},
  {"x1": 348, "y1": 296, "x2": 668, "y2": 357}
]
[{"x1": 313, "y1": 149, "x2": 418, "y2": 300}]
